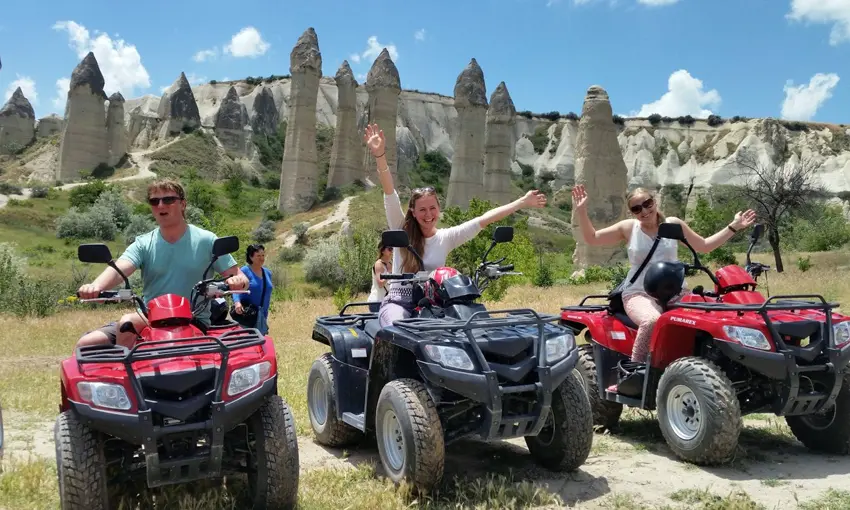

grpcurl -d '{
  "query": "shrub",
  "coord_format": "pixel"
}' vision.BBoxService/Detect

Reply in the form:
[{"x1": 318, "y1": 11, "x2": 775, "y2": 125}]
[
  {"x1": 123, "y1": 214, "x2": 156, "y2": 244},
  {"x1": 647, "y1": 113, "x2": 662, "y2": 125},
  {"x1": 30, "y1": 186, "x2": 49, "y2": 198},
  {"x1": 292, "y1": 222, "x2": 309, "y2": 245},
  {"x1": 251, "y1": 220, "x2": 277, "y2": 243},
  {"x1": 277, "y1": 245, "x2": 305, "y2": 263},
  {"x1": 93, "y1": 190, "x2": 132, "y2": 229},
  {"x1": 303, "y1": 236, "x2": 345, "y2": 288},
  {"x1": 56, "y1": 205, "x2": 119, "y2": 241},
  {"x1": 338, "y1": 229, "x2": 380, "y2": 294},
  {"x1": 186, "y1": 204, "x2": 210, "y2": 228},
  {"x1": 532, "y1": 251, "x2": 554, "y2": 287},
  {"x1": 0, "y1": 183, "x2": 22, "y2": 195},
  {"x1": 797, "y1": 255, "x2": 812, "y2": 272},
  {"x1": 707, "y1": 114, "x2": 724, "y2": 127},
  {"x1": 68, "y1": 180, "x2": 110, "y2": 209}
]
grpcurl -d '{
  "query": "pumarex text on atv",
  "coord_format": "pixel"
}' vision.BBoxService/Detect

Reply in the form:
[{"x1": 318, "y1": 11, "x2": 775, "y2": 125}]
[
  {"x1": 561, "y1": 222, "x2": 850, "y2": 465},
  {"x1": 55, "y1": 236, "x2": 298, "y2": 510},
  {"x1": 307, "y1": 225, "x2": 594, "y2": 491}
]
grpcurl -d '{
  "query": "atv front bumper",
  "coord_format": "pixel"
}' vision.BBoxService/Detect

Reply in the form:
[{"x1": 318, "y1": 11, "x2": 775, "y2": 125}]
[
  {"x1": 417, "y1": 348, "x2": 579, "y2": 440},
  {"x1": 715, "y1": 340, "x2": 850, "y2": 416},
  {"x1": 67, "y1": 374, "x2": 278, "y2": 487}
]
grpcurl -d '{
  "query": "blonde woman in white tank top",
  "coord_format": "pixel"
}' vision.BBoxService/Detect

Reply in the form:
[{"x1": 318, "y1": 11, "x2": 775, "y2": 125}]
[{"x1": 571, "y1": 185, "x2": 756, "y2": 363}]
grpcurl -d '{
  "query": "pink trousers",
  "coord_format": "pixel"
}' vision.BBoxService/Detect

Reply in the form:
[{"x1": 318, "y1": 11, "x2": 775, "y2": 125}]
[{"x1": 623, "y1": 290, "x2": 687, "y2": 363}]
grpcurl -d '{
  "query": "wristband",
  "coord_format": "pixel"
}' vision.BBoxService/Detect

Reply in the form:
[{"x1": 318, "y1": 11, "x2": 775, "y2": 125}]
[
  {"x1": 727, "y1": 225, "x2": 738, "y2": 234},
  {"x1": 375, "y1": 152, "x2": 386, "y2": 159}
]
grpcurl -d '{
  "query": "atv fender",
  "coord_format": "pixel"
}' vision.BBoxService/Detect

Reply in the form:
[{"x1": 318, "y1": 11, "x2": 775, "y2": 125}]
[
  {"x1": 312, "y1": 321, "x2": 375, "y2": 370},
  {"x1": 560, "y1": 314, "x2": 608, "y2": 347},
  {"x1": 364, "y1": 329, "x2": 423, "y2": 433}
]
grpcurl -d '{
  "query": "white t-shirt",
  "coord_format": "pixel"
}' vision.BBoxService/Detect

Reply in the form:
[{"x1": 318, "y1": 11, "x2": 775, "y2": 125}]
[{"x1": 384, "y1": 190, "x2": 483, "y2": 279}]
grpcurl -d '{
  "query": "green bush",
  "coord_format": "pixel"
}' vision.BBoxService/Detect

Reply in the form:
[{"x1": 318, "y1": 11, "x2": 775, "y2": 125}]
[
  {"x1": 93, "y1": 190, "x2": 132, "y2": 230},
  {"x1": 338, "y1": 229, "x2": 380, "y2": 294},
  {"x1": 793, "y1": 204, "x2": 850, "y2": 252},
  {"x1": 30, "y1": 186, "x2": 49, "y2": 198},
  {"x1": 303, "y1": 236, "x2": 345, "y2": 289},
  {"x1": 123, "y1": 214, "x2": 156, "y2": 244},
  {"x1": 277, "y1": 245, "x2": 305, "y2": 263},
  {"x1": 0, "y1": 243, "x2": 65, "y2": 318},
  {"x1": 56, "y1": 205, "x2": 119, "y2": 241},
  {"x1": 251, "y1": 220, "x2": 276, "y2": 243},
  {"x1": 797, "y1": 255, "x2": 812, "y2": 272},
  {"x1": 68, "y1": 180, "x2": 110, "y2": 209},
  {"x1": 293, "y1": 222, "x2": 309, "y2": 245}
]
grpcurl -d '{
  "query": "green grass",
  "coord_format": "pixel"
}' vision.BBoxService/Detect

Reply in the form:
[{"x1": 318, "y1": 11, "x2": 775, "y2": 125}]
[{"x1": 148, "y1": 131, "x2": 231, "y2": 180}]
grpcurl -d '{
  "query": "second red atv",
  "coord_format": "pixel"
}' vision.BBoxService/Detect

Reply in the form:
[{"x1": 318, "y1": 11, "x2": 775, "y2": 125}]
[
  {"x1": 55, "y1": 236, "x2": 299, "y2": 509},
  {"x1": 560, "y1": 222, "x2": 850, "y2": 465}
]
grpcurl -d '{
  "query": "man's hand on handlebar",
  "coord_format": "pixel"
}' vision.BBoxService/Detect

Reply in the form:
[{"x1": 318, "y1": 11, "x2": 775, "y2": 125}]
[
  {"x1": 77, "y1": 283, "x2": 104, "y2": 300},
  {"x1": 225, "y1": 272, "x2": 250, "y2": 291}
]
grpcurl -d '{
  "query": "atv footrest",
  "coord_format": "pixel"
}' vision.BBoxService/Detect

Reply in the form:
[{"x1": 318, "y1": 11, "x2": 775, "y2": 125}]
[
  {"x1": 784, "y1": 392, "x2": 830, "y2": 415},
  {"x1": 146, "y1": 452, "x2": 221, "y2": 488},
  {"x1": 342, "y1": 412, "x2": 365, "y2": 431},
  {"x1": 495, "y1": 415, "x2": 537, "y2": 438}
]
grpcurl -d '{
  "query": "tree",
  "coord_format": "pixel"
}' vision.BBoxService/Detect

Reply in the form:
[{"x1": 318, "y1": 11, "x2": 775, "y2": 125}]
[{"x1": 730, "y1": 148, "x2": 825, "y2": 272}]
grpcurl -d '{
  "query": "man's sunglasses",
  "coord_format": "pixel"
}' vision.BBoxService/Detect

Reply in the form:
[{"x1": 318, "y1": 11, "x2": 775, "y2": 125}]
[
  {"x1": 148, "y1": 196, "x2": 181, "y2": 206},
  {"x1": 629, "y1": 197, "x2": 655, "y2": 214}
]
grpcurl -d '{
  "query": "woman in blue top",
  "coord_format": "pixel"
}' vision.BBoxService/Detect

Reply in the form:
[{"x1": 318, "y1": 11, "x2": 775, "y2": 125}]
[{"x1": 232, "y1": 244, "x2": 273, "y2": 335}]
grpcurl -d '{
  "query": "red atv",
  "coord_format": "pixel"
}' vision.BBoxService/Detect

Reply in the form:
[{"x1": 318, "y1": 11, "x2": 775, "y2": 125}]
[
  {"x1": 55, "y1": 236, "x2": 299, "y2": 509},
  {"x1": 561, "y1": 222, "x2": 850, "y2": 465}
]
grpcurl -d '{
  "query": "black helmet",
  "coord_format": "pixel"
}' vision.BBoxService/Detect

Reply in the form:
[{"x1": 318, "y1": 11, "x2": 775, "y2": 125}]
[{"x1": 644, "y1": 261, "x2": 685, "y2": 303}]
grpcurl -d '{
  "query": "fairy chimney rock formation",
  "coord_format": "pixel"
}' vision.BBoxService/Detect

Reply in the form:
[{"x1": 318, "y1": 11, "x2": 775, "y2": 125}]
[
  {"x1": 570, "y1": 85, "x2": 629, "y2": 268},
  {"x1": 278, "y1": 27, "x2": 323, "y2": 214},
  {"x1": 483, "y1": 81, "x2": 516, "y2": 206},
  {"x1": 327, "y1": 60, "x2": 361, "y2": 188},
  {"x1": 106, "y1": 92, "x2": 128, "y2": 166},
  {"x1": 57, "y1": 52, "x2": 109, "y2": 181},
  {"x1": 0, "y1": 87, "x2": 36, "y2": 154},
  {"x1": 363, "y1": 48, "x2": 404, "y2": 184},
  {"x1": 157, "y1": 72, "x2": 201, "y2": 137},
  {"x1": 251, "y1": 86, "x2": 279, "y2": 137},
  {"x1": 447, "y1": 58, "x2": 488, "y2": 208},
  {"x1": 215, "y1": 86, "x2": 250, "y2": 154},
  {"x1": 36, "y1": 115, "x2": 64, "y2": 138}
]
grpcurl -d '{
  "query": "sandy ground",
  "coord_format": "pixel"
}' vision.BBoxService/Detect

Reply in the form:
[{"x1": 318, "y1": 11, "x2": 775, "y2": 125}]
[{"x1": 4, "y1": 408, "x2": 847, "y2": 509}]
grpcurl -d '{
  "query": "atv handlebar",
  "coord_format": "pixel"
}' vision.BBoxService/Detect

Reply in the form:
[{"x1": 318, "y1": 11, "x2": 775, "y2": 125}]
[{"x1": 77, "y1": 281, "x2": 249, "y2": 304}]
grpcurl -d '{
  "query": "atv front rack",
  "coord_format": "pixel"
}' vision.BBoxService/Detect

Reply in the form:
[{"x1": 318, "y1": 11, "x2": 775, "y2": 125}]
[{"x1": 75, "y1": 328, "x2": 266, "y2": 410}]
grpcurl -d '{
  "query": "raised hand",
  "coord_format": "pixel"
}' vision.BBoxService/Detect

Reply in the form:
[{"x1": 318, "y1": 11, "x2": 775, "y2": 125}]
[
  {"x1": 731, "y1": 209, "x2": 757, "y2": 230},
  {"x1": 571, "y1": 184, "x2": 589, "y2": 210},
  {"x1": 363, "y1": 123, "x2": 386, "y2": 158},
  {"x1": 520, "y1": 190, "x2": 547, "y2": 209}
]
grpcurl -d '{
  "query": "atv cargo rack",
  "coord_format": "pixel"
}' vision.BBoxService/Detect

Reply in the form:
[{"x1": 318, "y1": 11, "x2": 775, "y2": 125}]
[
  {"x1": 75, "y1": 328, "x2": 266, "y2": 409},
  {"x1": 559, "y1": 294, "x2": 612, "y2": 313},
  {"x1": 393, "y1": 309, "x2": 569, "y2": 439}
]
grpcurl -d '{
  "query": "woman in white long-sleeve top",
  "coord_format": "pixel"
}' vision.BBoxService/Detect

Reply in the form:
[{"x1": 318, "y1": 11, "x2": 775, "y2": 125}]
[{"x1": 362, "y1": 123, "x2": 548, "y2": 327}]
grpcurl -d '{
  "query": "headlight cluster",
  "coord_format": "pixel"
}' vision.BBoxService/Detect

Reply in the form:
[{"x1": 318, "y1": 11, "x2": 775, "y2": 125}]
[
  {"x1": 423, "y1": 344, "x2": 475, "y2": 371},
  {"x1": 227, "y1": 361, "x2": 272, "y2": 396},
  {"x1": 834, "y1": 321, "x2": 850, "y2": 348},
  {"x1": 723, "y1": 325, "x2": 772, "y2": 351},
  {"x1": 77, "y1": 381, "x2": 131, "y2": 411},
  {"x1": 545, "y1": 333, "x2": 575, "y2": 364}
]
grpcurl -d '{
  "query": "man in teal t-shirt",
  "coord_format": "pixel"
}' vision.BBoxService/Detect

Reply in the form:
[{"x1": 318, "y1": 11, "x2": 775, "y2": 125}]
[{"x1": 76, "y1": 178, "x2": 249, "y2": 349}]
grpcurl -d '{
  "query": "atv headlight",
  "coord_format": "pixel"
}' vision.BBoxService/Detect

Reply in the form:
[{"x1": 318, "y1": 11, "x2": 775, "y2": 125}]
[
  {"x1": 834, "y1": 321, "x2": 850, "y2": 348},
  {"x1": 723, "y1": 326, "x2": 771, "y2": 351},
  {"x1": 77, "y1": 382, "x2": 131, "y2": 411},
  {"x1": 227, "y1": 361, "x2": 272, "y2": 397},
  {"x1": 423, "y1": 344, "x2": 475, "y2": 371},
  {"x1": 545, "y1": 334, "x2": 574, "y2": 364}
]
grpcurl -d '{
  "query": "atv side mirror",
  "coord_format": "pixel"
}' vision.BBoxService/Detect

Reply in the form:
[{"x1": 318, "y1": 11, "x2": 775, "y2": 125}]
[
  {"x1": 78, "y1": 244, "x2": 113, "y2": 264},
  {"x1": 658, "y1": 223, "x2": 684, "y2": 241},
  {"x1": 492, "y1": 226, "x2": 514, "y2": 243},
  {"x1": 750, "y1": 224, "x2": 763, "y2": 242},
  {"x1": 212, "y1": 236, "x2": 239, "y2": 258},
  {"x1": 382, "y1": 229, "x2": 410, "y2": 249}
]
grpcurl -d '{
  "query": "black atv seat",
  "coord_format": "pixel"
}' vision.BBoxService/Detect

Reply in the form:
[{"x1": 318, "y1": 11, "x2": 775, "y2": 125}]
[
  {"x1": 364, "y1": 319, "x2": 382, "y2": 339},
  {"x1": 608, "y1": 289, "x2": 639, "y2": 330},
  {"x1": 613, "y1": 311, "x2": 638, "y2": 330}
]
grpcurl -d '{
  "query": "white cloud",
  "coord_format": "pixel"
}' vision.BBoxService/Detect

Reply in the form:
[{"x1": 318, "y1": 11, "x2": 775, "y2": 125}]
[
  {"x1": 52, "y1": 20, "x2": 151, "y2": 97},
  {"x1": 414, "y1": 29, "x2": 426, "y2": 41},
  {"x1": 638, "y1": 0, "x2": 679, "y2": 5},
  {"x1": 788, "y1": 0, "x2": 850, "y2": 45},
  {"x1": 4, "y1": 75, "x2": 37, "y2": 105},
  {"x1": 633, "y1": 69, "x2": 721, "y2": 118},
  {"x1": 352, "y1": 36, "x2": 399, "y2": 65},
  {"x1": 780, "y1": 72, "x2": 840, "y2": 121},
  {"x1": 223, "y1": 27, "x2": 270, "y2": 58},
  {"x1": 52, "y1": 77, "x2": 71, "y2": 113},
  {"x1": 193, "y1": 48, "x2": 218, "y2": 62}
]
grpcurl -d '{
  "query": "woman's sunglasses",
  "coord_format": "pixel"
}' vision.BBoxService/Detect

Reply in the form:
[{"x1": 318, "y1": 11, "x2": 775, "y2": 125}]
[
  {"x1": 629, "y1": 197, "x2": 655, "y2": 214},
  {"x1": 148, "y1": 196, "x2": 181, "y2": 206}
]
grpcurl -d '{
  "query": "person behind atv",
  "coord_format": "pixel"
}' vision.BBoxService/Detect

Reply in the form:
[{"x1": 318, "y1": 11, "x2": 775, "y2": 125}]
[
  {"x1": 571, "y1": 184, "x2": 756, "y2": 363},
  {"x1": 75, "y1": 178, "x2": 250, "y2": 349},
  {"x1": 363, "y1": 123, "x2": 548, "y2": 327}
]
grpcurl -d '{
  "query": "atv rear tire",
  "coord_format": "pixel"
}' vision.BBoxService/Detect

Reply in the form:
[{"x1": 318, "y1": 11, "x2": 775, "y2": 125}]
[
  {"x1": 656, "y1": 357, "x2": 742, "y2": 465},
  {"x1": 308, "y1": 353, "x2": 364, "y2": 447},
  {"x1": 786, "y1": 371, "x2": 850, "y2": 455},
  {"x1": 247, "y1": 395, "x2": 299, "y2": 510},
  {"x1": 576, "y1": 343, "x2": 623, "y2": 430},
  {"x1": 54, "y1": 410, "x2": 111, "y2": 510},
  {"x1": 526, "y1": 369, "x2": 594, "y2": 471},
  {"x1": 375, "y1": 379, "x2": 445, "y2": 492}
]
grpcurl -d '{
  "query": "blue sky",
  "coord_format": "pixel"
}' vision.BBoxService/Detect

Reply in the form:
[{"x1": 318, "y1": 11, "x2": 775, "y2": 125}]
[{"x1": 1, "y1": 0, "x2": 848, "y2": 123}]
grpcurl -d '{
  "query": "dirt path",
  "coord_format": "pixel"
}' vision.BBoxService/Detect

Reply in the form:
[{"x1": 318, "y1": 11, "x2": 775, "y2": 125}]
[
  {"x1": 0, "y1": 137, "x2": 181, "y2": 209},
  {"x1": 278, "y1": 195, "x2": 355, "y2": 247},
  {"x1": 4, "y1": 409, "x2": 847, "y2": 508}
]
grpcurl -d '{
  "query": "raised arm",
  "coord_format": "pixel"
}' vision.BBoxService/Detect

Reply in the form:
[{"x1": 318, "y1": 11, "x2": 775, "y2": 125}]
[
  {"x1": 475, "y1": 189, "x2": 548, "y2": 228},
  {"x1": 668, "y1": 210, "x2": 756, "y2": 254},
  {"x1": 571, "y1": 184, "x2": 630, "y2": 246},
  {"x1": 364, "y1": 123, "x2": 405, "y2": 229}
]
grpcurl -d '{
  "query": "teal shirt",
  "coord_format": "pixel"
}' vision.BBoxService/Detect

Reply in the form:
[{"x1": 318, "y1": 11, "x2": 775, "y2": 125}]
[{"x1": 119, "y1": 224, "x2": 238, "y2": 324}]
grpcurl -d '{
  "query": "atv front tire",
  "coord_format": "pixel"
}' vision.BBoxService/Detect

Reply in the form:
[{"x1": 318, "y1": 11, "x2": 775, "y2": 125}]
[
  {"x1": 308, "y1": 353, "x2": 364, "y2": 447},
  {"x1": 656, "y1": 357, "x2": 742, "y2": 465},
  {"x1": 526, "y1": 369, "x2": 593, "y2": 471},
  {"x1": 786, "y1": 371, "x2": 850, "y2": 455},
  {"x1": 55, "y1": 410, "x2": 111, "y2": 510},
  {"x1": 375, "y1": 379, "x2": 445, "y2": 492},
  {"x1": 247, "y1": 395, "x2": 299, "y2": 510},
  {"x1": 576, "y1": 343, "x2": 623, "y2": 430}
]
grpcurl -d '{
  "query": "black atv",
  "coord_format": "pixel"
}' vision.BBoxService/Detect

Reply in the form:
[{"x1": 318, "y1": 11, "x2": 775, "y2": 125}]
[{"x1": 306, "y1": 226, "x2": 593, "y2": 491}]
